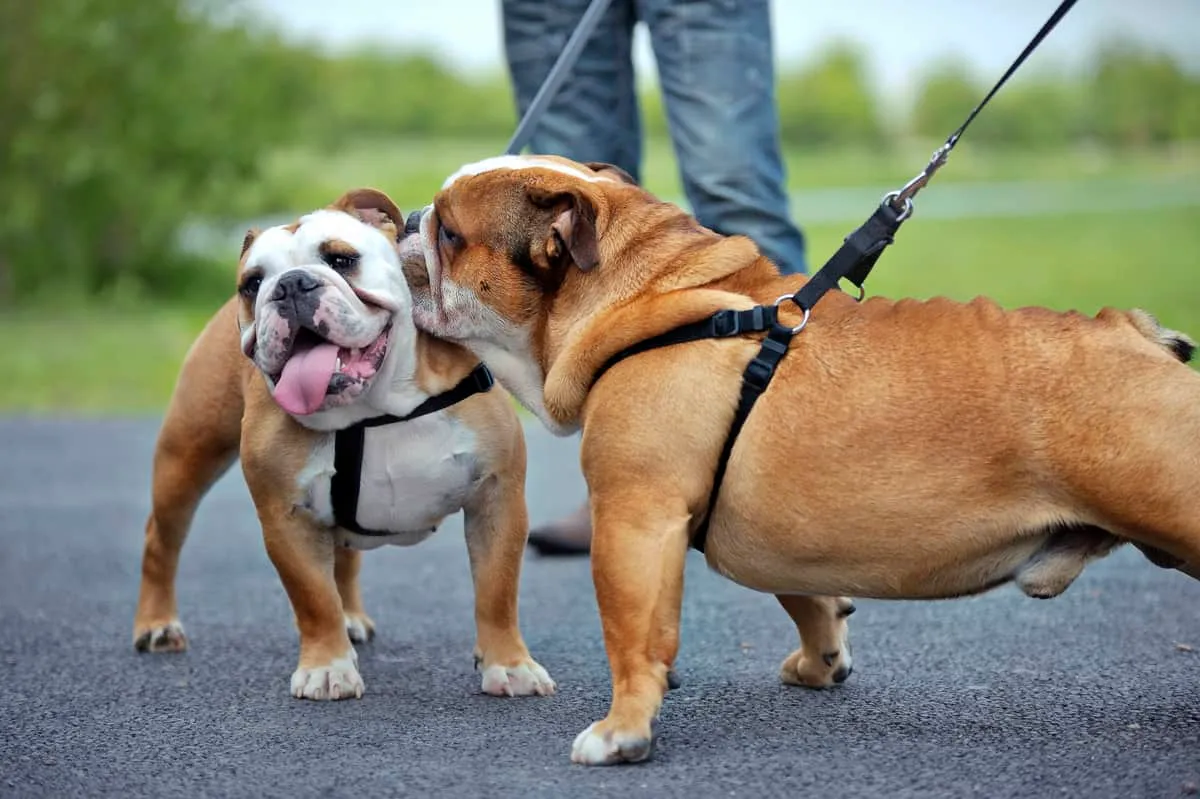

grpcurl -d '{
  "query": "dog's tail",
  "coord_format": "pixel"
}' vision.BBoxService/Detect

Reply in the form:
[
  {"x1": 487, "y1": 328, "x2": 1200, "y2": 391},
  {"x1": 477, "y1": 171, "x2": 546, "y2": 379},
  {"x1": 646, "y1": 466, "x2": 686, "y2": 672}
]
[{"x1": 1128, "y1": 309, "x2": 1195, "y2": 364}]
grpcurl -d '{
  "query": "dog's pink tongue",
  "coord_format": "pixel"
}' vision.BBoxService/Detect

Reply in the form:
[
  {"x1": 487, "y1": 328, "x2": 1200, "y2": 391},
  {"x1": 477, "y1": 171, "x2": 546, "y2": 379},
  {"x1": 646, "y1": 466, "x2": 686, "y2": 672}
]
[{"x1": 272, "y1": 342, "x2": 339, "y2": 415}]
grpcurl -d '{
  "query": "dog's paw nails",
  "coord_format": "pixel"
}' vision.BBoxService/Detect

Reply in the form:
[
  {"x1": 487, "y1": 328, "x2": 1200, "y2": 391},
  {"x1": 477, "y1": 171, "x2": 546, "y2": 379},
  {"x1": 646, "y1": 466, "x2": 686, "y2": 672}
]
[
  {"x1": 780, "y1": 646, "x2": 853, "y2": 689},
  {"x1": 344, "y1": 613, "x2": 375, "y2": 644},
  {"x1": 290, "y1": 653, "x2": 364, "y2": 700},
  {"x1": 480, "y1": 659, "x2": 556, "y2": 697},
  {"x1": 133, "y1": 620, "x2": 188, "y2": 653},
  {"x1": 570, "y1": 720, "x2": 656, "y2": 766}
]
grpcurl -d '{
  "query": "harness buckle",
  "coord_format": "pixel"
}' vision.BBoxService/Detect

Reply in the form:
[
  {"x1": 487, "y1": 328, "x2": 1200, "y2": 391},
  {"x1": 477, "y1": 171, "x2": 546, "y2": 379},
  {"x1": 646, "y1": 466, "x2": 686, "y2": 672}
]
[
  {"x1": 472, "y1": 364, "x2": 496, "y2": 392},
  {"x1": 743, "y1": 357, "x2": 774, "y2": 391},
  {"x1": 711, "y1": 309, "x2": 740, "y2": 337}
]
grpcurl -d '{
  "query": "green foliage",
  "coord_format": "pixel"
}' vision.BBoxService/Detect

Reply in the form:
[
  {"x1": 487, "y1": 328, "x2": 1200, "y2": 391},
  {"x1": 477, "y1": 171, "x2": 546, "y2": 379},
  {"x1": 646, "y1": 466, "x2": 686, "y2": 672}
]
[
  {"x1": 911, "y1": 41, "x2": 1199, "y2": 148},
  {"x1": 1, "y1": 1, "x2": 1195, "y2": 309},
  {"x1": 776, "y1": 43, "x2": 884, "y2": 147},
  {"x1": 299, "y1": 49, "x2": 517, "y2": 144},
  {"x1": 1085, "y1": 38, "x2": 1200, "y2": 146},
  {"x1": 0, "y1": 0, "x2": 314, "y2": 304}
]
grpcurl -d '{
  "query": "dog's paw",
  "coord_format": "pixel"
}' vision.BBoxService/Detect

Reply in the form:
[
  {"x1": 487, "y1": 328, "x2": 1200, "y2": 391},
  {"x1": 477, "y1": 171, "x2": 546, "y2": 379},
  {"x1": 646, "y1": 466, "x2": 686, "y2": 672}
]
[
  {"x1": 133, "y1": 620, "x2": 188, "y2": 654},
  {"x1": 344, "y1": 612, "x2": 375, "y2": 644},
  {"x1": 290, "y1": 651, "x2": 364, "y2": 700},
  {"x1": 571, "y1": 719, "x2": 657, "y2": 766},
  {"x1": 480, "y1": 658, "x2": 556, "y2": 697},
  {"x1": 779, "y1": 643, "x2": 853, "y2": 688}
]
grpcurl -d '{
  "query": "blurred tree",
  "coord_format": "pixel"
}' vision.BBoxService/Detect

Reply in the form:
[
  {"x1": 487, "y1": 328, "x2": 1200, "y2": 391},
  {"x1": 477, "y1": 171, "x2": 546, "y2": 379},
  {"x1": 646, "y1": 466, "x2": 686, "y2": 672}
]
[
  {"x1": 776, "y1": 42, "x2": 884, "y2": 147},
  {"x1": 1087, "y1": 39, "x2": 1198, "y2": 146},
  {"x1": 0, "y1": 0, "x2": 314, "y2": 303},
  {"x1": 302, "y1": 49, "x2": 516, "y2": 143},
  {"x1": 911, "y1": 59, "x2": 981, "y2": 140}
]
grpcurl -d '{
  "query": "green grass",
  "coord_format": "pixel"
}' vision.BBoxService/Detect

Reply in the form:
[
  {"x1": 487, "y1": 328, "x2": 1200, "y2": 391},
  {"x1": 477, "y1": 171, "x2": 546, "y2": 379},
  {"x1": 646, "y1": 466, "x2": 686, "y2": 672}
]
[
  {"x1": 1, "y1": 308, "x2": 213, "y2": 414},
  {"x1": 256, "y1": 138, "x2": 1200, "y2": 215},
  {"x1": 7, "y1": 140, "x2": 1198, "y2": 414}
]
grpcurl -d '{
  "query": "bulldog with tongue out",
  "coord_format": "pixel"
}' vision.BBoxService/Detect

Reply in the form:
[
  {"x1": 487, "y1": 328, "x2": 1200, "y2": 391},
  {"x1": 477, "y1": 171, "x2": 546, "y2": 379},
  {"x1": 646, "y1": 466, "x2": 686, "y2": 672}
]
[{"x1": 132, "y1": 188, "x2": 554, "y2": 703}]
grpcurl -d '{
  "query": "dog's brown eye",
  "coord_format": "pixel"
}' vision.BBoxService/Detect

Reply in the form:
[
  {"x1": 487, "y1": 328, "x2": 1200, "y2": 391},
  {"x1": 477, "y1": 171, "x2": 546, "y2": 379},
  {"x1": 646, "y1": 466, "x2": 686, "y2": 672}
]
[
  {"x1": 239, "y1": 274, "x2": 262, "y2": 298},
  {"x1": 323, "y1": 253, "x2": 359, "y2": 273},
  {"x1": 439, "y1": 225, "x2": 462, "y2": 248}
]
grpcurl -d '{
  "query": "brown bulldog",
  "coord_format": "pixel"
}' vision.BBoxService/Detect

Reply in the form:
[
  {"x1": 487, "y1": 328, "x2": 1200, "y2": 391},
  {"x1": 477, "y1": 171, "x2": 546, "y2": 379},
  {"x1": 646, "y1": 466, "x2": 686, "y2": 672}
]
[
  {"x1": 132, "y1": 188, "x2": 554, "y2": 702},
  {"x1": 402, "y1": 154, "x2": 1200, "y2": 765}
]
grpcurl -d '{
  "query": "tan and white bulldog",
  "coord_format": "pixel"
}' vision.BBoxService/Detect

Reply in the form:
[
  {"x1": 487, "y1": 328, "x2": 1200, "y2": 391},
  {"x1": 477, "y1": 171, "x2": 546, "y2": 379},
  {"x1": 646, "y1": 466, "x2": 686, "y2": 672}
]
[
  {"x1": 403, "y1": 154, "x2": 1200, "y2": 765},
  {"x1": 132, "y1": 188, "x2": 554, "y2": 702}
]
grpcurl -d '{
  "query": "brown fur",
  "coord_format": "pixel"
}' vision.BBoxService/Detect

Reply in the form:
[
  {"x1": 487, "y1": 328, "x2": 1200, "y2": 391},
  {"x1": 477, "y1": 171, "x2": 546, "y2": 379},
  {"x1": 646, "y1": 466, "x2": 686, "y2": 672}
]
[
  {"x1": 133, "y1": 190, "x2": 543, "y2": 701},
  {"x1": 425, "y1": 157, "x2": 1200, "y2": 763}
]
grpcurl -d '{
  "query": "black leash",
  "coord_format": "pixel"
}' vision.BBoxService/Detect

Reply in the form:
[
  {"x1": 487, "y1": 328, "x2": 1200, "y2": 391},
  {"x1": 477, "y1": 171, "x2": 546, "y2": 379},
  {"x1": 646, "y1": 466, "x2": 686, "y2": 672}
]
[
  {"x1": 322, "y1": 0, "x2": 612, "y2": 536},
  {"x1": 330, "y1": 363, "x2": 495, "y2": 536},
  {"x1": 596, "y1": 0, "x2": 1080, "y2": 554},
  {"x1": 505, "y1": 0, "x2": 614, "y2": 155}
]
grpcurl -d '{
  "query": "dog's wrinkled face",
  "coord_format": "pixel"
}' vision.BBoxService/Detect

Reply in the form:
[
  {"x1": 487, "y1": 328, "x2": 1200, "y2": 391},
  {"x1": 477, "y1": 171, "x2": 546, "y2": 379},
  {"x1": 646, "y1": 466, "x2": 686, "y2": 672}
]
[
  {"x1": 405, "y1": 156, "x2": 631, "y2": 432},
  {"x1": 238, "y1": 189, "x2": 413, "y2": 424}
]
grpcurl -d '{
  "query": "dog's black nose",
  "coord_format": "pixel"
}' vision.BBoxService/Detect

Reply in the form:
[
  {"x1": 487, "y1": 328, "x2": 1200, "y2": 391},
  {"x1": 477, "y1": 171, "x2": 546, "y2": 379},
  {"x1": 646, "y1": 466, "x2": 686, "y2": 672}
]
[
  {"x1": 404, "y1": 210, "x2": 423, "y2": 236},
  {"x1": 272, "y1": 270, "x2": 321, "y2": 302}
]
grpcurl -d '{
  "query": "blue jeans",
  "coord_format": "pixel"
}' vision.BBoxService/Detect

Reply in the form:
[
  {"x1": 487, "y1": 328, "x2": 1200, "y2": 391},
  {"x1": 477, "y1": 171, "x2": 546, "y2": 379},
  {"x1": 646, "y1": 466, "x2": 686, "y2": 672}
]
[{"x1": 502, "y1": 0, "x2": 808, "y2": 275}]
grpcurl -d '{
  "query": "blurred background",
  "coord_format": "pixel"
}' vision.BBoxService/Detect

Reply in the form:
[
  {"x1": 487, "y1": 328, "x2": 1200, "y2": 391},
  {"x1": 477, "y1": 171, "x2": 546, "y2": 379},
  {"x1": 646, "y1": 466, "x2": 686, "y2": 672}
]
[{"x1": 1, "y1": 0, "x2": 1197, "y2": 413}]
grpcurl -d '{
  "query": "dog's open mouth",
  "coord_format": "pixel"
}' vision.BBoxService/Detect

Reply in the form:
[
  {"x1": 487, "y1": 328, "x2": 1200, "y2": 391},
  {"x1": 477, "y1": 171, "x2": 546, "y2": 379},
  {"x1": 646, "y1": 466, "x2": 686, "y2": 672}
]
[{"x1": 270, "y1": 324, "x2": 391, "y2": 415}]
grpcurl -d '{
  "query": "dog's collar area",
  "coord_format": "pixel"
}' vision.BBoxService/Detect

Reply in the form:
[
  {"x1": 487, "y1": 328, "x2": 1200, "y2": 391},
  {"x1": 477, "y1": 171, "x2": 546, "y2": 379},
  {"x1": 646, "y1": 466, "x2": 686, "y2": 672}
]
[{"x1": 329, "y1": 363, "x2": 496, "y2": 537}]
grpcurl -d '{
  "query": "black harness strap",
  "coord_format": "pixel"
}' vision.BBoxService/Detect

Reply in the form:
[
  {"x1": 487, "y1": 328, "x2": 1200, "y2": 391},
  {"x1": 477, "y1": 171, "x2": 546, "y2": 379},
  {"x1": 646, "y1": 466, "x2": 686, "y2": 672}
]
[
  {"x1": 591, "y1": 0, "x2": 1078, "y2": 554},
  {"x1": 330, "y1": 363, "x2": 495, "y2": 536},
  {"x1": 593, "y1": 306, "x2": 778, "y2": 386}
]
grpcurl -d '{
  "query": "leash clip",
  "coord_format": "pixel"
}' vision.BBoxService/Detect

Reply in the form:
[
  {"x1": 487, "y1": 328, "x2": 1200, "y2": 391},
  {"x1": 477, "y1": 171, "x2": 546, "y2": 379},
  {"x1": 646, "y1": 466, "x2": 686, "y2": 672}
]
[{"x1": 884, "y1": 141, "x2": 952, "y2": 221}]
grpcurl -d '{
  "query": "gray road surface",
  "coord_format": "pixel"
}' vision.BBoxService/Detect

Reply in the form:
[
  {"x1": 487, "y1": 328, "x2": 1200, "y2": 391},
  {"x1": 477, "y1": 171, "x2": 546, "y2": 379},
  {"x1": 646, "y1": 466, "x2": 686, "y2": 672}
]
[{"x1": 1, "y1": 418, "x2": 1198, "y2": 798}]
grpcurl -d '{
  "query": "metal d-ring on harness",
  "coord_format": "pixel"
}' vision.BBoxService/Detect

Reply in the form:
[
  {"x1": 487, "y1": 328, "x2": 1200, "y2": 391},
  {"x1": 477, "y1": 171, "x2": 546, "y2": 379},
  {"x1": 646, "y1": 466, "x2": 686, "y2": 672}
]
[{"x1": 593, "y1": 0, "x2": 1080, "y2": 554}]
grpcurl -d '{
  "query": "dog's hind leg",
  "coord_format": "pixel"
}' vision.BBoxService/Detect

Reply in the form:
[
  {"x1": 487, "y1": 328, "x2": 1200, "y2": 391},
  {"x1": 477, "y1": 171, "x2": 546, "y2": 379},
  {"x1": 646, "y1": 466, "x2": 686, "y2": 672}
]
[
  {"x1": 775, "y1": 595, "x2": 855, "y2": 688},
  {"x1": 133, "y1": 302, "x2": 244, "y2": 653},
  {"x1": 1059, "y1": 315, "x2": 1200, "y2": 580},
  {"x1": 334, "y1": 549, "x2": 375, "y2": 644}
]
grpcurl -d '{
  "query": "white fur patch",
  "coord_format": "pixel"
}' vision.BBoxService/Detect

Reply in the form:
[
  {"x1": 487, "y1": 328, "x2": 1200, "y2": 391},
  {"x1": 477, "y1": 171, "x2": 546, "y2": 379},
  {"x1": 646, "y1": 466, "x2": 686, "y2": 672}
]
[
  {"x1": 296, "y1": 410, "x2": 481, "y2": 550},
  {"x1": 480, "y1": 660, "x2": 557, "y2": 697},
  {"x1": 570, "y1": 721, "x2": 655, "y2": 765},
  {"x1": 441, "y1": 155, "x2": 606, "y2": 190},
  {"x1": 290, "y1": 649, "x2": 363, "y2": 700}
]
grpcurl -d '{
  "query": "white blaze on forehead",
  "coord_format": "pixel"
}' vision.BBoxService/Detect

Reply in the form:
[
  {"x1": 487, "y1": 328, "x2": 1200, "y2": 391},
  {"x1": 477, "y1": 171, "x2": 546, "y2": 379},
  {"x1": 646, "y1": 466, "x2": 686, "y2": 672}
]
[
  {"x1": 441, "y1": 155, "x2": 608, "y2": 190},
  {"x1": 243, "y1": 210, "x2": 400, "y2": 275},
  {"x1": 243, "y1": 225, "x2": 296, "y2": 272},
  {"x1": 293, "y1": 209, "x2": 397, "y2": 256}
]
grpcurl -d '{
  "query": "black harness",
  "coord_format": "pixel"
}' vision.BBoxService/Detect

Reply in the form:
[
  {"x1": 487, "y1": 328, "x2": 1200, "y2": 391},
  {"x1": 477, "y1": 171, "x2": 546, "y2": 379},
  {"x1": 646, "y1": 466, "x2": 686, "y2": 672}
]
[
  {"x1": 329, "y1": 363, "x2": 495, "y2": 536},
  {"x1": 593, "y1": 202, "x2": 904, "y2": 554},
  {"x1": 588, "y1": 0, "x2": 1077, "y2": 554}
]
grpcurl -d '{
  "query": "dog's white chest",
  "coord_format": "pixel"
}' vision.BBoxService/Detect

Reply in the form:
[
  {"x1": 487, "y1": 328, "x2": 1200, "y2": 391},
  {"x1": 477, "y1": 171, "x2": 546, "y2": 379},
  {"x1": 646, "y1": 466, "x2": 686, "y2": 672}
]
[{"x1": 298, "y1": 413, "x2": 480, "y2": 549}]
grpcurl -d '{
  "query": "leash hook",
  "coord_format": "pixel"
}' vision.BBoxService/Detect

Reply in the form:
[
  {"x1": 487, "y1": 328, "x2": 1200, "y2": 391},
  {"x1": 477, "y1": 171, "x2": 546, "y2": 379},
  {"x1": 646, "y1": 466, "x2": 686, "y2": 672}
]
[{"x1": 883, "y1": 141, "x2": 952, "y2": 221}]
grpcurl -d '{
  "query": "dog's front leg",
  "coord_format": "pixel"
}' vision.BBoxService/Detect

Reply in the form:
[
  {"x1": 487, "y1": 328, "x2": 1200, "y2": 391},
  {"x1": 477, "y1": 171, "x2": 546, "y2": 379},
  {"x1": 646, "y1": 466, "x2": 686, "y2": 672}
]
[
  {"x1": 570, "y1": 494, "x2": 690, "y2": 766},
  {"x1": 260, "y1": 511, "x2": 363, "y2": 700},
  {"x1": 463, "y1": 473, "x2": 555, "y2": 697},
  {"x1": 776, "y1": 595, "x2": 855, "y2": 688}
]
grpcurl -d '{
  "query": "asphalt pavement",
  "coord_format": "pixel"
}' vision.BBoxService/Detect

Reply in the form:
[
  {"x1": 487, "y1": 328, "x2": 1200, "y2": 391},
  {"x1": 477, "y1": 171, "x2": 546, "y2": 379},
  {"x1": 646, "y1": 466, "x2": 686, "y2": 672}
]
[{"x1": 1, "y1": 417, "x2": 1198, "y2": 798}]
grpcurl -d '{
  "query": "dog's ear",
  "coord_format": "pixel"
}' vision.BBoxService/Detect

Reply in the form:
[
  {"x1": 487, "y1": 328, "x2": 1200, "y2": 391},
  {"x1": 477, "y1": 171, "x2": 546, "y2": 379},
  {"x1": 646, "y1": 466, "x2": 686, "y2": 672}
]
[
  {"x1": 528, "y1": 186, "x2": 600, "y2": 273},
  {"x1": 240, "y1": 228, "x2": 260, "y2": 259},
  {"x1": 584, "y1": 161, "x2": 638, "y2": 186},
  {"x1": 332, "y1": 188, "x2": 405, "y2": 241}
]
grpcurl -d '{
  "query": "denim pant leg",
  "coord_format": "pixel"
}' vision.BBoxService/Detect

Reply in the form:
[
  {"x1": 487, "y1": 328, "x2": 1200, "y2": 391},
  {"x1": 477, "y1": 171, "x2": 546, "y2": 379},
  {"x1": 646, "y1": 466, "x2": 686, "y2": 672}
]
[
  {"x1": 501, "y1": 0, "x2": 642, "y2": 180},
  {"x1": 637, "y1": 0, "x2": 808, "y2": 274}
]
